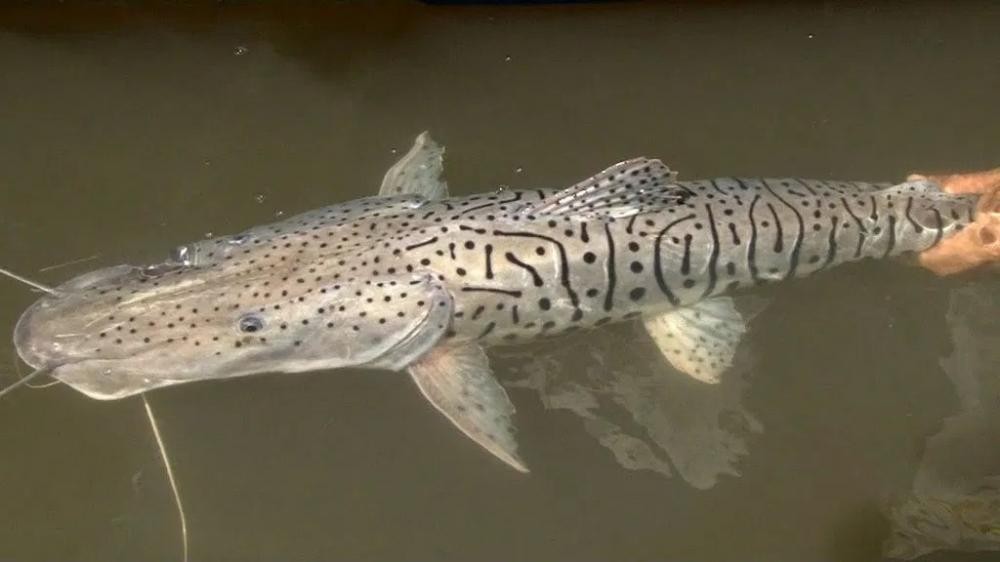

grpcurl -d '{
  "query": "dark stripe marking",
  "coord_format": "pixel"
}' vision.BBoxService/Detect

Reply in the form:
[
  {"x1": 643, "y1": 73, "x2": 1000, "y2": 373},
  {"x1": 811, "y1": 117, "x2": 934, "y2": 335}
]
[
  {"x1": 819, "y1": 216, "x2": 840, "y2": 271},
  {"x1": 840, "y1": 197, "x2": 867, "y2": 258},
  {"x1": 747, "y1": 194, "x2": 761, "y2": 282},
  {"x1": 484, "y1": 244, "x2": 494, "y2": 279},
  {"x1": 798, "y1": 178, "x2": 818, "y2": 196},
  {"x1": 603, "y1": 222, "x2": 616, "y2": 312},
  {"x1": 681, "y1": 234, "x2": 693, "y2": 275},
  {"x1": 653, "y1": 214, "x2": 696, "y2": 305},
  {"x1": 461, "y1": 287, "x2": 522, "y2": 297},
  {"x1": 478, "y1": 322, "x2": 496, "y2": 339},
  {"x1": 702, "y1": 204, "x2": 720, "y2": 298},
  {"x1": 505, "y1": 252, "x2": 543, "y2": 287},
  {"x1": 930, "y1": 208, "x2": 944, "y2": 247},
  {"x1": 626, "y1": 215, "x2": 639, "y2": 235},
  {"x1": 460, "y1": 191, "x2": 522, "y2": 216},
  {"x1": 767, "y1": 203, "x2": 784, "y2": 252},
  {"x1": 903, "y1": 196, "x2": 923, "y2": 234},
  {"x1": 405, "y1": 237, "x2": 438, "y2": 251},
  {"x1": 883, "y1": 215, "x2": 896, "y2": 258},
  {"x1": 762, "y1": 180, "x2": 804, "y2": 279},
  {"x1": 494, "y1": 230, "x2": 580, "y2": 308}
]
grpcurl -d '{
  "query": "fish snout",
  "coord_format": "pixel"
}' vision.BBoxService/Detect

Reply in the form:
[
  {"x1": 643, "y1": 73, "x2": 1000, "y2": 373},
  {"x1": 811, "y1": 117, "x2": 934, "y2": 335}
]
[{"x1": 13, "y1": 296, "x2": 74, "y2": 369}]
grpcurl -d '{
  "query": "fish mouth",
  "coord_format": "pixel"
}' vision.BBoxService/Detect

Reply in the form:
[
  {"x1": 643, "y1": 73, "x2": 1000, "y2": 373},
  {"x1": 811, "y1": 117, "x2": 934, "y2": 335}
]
[
  {"x1": 12, "y1": 295, "x2": 73, "y2": 371},
  {"x1": 12, "y1": 264, "x2": 142, "y2": 371}
]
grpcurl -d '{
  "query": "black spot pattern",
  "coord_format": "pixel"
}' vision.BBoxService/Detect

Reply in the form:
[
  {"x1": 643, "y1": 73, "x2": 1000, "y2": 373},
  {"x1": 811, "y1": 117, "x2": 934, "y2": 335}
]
[{"x1": 53, "y1": 165, "x2": 976, "y2": 380}]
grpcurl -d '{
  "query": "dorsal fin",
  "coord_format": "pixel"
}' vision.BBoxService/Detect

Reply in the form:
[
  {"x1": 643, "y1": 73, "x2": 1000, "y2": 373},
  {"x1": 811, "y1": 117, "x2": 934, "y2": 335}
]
[
  {"x1": 520, "y1": 158, "x2": 687, "y2": 219},
  {"x1": 378, "y1": 131, "x2": 449, "y2": 200}
]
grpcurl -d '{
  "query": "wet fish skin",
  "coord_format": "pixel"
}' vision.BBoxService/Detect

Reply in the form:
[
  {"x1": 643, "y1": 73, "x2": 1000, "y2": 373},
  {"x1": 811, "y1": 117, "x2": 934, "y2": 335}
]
[
  {"x1": 430, "y1": 175, "x2": 977, "y2": 348},
  {"x1": 9, "y1": 133, "x2": 983, "y2": 471}
]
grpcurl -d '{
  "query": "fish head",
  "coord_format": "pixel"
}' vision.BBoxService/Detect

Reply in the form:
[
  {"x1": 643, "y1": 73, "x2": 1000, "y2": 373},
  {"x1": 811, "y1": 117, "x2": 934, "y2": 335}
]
[
  {"x1": 9, "y1": 133, "x2": 454, "y2": 401},
  {"x1": 14, "y1": 230, "x2": 451, "y2": 401},
  {"x1": 13, "y1": 255, "x2": 357, "y2": 399}
]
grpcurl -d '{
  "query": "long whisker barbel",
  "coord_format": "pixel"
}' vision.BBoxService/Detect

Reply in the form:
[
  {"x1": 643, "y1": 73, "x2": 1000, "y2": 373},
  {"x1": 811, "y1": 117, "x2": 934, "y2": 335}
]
[
  {"x1": 142, "y1": 394, "x2": 189, "y2": 562},
  {"x1": 0, "y1": 267, "x2": 59, "y2": 295},
  {"x1": 0, "y1": 267, "x2": 60, "y2": 397},
  {"x1": 10, "y1": 356, "x2": 59, "y2": 390},
  {"x1": 0, "y1": 367, "x2": 53, "y2": 399}
]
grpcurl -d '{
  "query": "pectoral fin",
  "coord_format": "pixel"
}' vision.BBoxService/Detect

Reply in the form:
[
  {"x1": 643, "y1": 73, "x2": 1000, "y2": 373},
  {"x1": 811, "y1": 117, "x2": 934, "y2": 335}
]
[
  {"x1": 378, "y1": 131, "x2": 449, "y2": 200},
  {"x1": 643, "y1": 297, "x2": 747, "y2": 384},
  {"x1": 408, "y1": 344, "x2": 528, "y2": 472}
]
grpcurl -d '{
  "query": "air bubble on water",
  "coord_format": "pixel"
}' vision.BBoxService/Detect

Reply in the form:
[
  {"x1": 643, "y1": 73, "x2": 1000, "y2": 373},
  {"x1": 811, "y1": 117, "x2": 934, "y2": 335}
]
[
  {"x1": 234, "y1": 45, "x2": 249, "y2": 56},
  {"x1": 496, "y1": 184, "x2": 509, "y2": 193},
  {"x1": 504, "y1": 55, "x2": 512, "y2": 62},
  {"x1": 807, "y1": 33, "x2": 815, "y2": 39},
  {"x1": 514, "y1": 167, "x2": 523, "y2": 174},
  {"x1": 390, "y1": 148, "x2": 398, "y2": 155},
  {"x1": 274, "y1": 210, "x2": 285, "y2": 218},
  {"x1": 202, "y1": 159, "x2": 212, "y2": 167},
  {"x1": 253, "y1": 193, "x2": 266, "y2": 204},
  {"x1": 204, "y1": 232, "x2": 214, "y2": 239}
]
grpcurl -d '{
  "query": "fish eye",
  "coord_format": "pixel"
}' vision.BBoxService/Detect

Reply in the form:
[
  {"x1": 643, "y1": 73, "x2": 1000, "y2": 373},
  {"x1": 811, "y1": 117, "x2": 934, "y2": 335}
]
[{"x1": 238, "y1": 314, "x2": 265, "y2": 333}]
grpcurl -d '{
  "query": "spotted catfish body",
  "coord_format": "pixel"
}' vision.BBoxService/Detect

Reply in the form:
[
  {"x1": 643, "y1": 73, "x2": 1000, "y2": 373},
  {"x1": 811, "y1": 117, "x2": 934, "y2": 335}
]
[
  {"x1": 427, "y1": 169, "x2": 974, "y2": 344},
  {"x1": 11, "y1": 133, "x2": 981, "y2": 472}
]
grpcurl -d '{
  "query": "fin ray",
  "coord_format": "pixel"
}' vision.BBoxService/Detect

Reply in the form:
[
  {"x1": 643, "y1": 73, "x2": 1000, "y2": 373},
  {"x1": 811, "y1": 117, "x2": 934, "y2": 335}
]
[
  {"x1": 378, "y1": 131, "x2": 449, "y2": 200},
  {"x1": 643, "y1": 297, "x2": 747, "y2": 384},
  {"x1": 520, "y1": 158, "x2": 686, "y2": 219}
]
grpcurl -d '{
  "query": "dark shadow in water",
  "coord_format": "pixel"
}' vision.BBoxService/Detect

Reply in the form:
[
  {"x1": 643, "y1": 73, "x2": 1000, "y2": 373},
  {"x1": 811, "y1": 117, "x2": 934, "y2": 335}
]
[
  {"x1": 884, "y1": 283, "x2": 1000, "y2": 559},
  {"x1": 497, "y1": 298, "x2": 764, "y2": 490}
]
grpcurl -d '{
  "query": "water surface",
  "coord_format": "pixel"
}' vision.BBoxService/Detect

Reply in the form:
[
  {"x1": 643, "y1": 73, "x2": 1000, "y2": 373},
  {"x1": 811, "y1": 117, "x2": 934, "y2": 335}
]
[{"x1": 1, "y1": 3, "x2": 999, "y2": 561}]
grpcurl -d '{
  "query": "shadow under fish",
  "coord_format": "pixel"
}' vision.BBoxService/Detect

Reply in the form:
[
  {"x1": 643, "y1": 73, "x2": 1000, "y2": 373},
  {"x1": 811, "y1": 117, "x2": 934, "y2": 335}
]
[
  {"x1": 884, "y1": 283, "x2": 1000, "y2": 559},
  {"x1": 500, "y1": 310, "x2": 763, "y2": 489}
]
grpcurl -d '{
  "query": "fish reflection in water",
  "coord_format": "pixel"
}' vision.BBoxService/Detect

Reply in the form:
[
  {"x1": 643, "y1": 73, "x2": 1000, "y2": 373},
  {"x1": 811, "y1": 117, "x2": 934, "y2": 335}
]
[
  {"x1": 502, "y1": 283, "x2": 1000, "y2": 559},
  {"x1": 885, "y1": 283, "x2": 1000, "y2": 559},
  {"x1": 500, "y1": 311, "x2": 762, "y2": 489}
]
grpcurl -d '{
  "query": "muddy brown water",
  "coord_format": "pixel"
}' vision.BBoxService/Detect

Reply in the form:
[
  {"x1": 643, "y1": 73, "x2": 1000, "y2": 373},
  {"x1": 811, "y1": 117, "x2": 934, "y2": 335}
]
[{"x1": 1, "y1": 3, "x2": 999, "y2": 561}]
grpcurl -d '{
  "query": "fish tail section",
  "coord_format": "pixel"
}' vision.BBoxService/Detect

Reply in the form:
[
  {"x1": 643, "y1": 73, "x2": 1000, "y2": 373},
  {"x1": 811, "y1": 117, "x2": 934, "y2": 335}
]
[
  {"x1": 918, "y1": 187, "x2": 1000, "y2": 276},
  {"x1": 793, "y1": 178, "x2": 980, "y2": 271}
]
